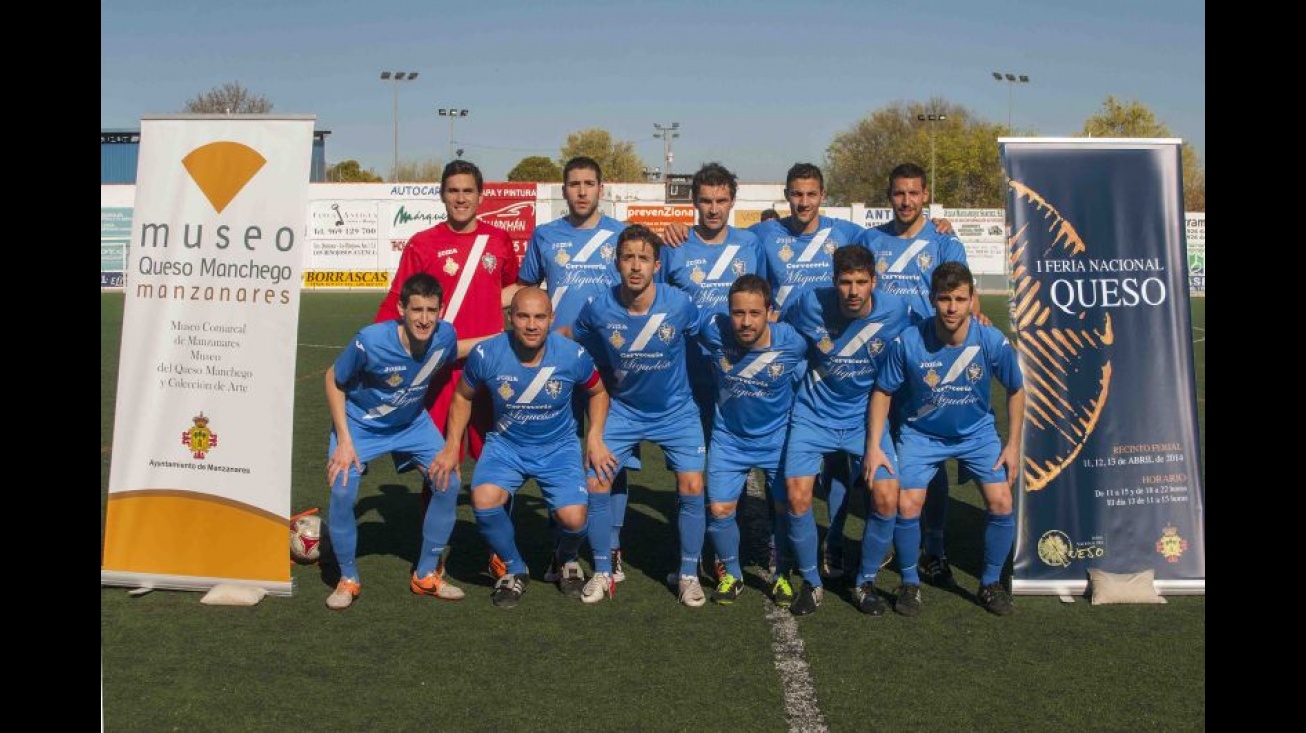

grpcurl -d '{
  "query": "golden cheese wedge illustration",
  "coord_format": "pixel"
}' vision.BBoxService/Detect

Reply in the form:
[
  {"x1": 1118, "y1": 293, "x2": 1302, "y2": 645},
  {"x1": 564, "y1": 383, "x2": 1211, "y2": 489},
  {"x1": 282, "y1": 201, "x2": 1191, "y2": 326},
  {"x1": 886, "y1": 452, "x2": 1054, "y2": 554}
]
[
  {"x1": 182, "y1": 141, "x2": 266, "y2": 214},
  {"x1": 1008, "y1": 180, "x2": 1113, "y2": 492}
]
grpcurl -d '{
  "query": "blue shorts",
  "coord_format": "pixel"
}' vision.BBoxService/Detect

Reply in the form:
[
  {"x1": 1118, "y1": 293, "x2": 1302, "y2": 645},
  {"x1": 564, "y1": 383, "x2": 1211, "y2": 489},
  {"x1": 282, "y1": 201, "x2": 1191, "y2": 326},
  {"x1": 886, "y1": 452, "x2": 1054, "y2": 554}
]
[
  {"x1": 471, "y1": 434, "x2": 589, "y2": 511},
  {"x1": 601, "y1": 400, "x2": 706, "y2": 474},
  {"x1": 783, "y1": 416, "x2": 898, "y2": 485},
  {"x1": 329, "y1": 418, "x2": 443, "y2": 479},
  {"x1": 573, "y1": 390, "x2": 643, "y2": 471},
  {"x1": 896, "y1": 430, "x2": 1005, "y2": 490},
  {"x1": 706, "y1": 428, "x2": 782, "y2": 504}
]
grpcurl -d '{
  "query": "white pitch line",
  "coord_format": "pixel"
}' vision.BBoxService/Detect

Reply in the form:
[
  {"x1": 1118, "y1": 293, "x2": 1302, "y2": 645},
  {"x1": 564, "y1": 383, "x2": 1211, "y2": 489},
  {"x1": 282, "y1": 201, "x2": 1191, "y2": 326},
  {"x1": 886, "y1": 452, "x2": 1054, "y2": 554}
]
[{"x1": 745, "y1": 472, "x2": 828, "y2": 733}]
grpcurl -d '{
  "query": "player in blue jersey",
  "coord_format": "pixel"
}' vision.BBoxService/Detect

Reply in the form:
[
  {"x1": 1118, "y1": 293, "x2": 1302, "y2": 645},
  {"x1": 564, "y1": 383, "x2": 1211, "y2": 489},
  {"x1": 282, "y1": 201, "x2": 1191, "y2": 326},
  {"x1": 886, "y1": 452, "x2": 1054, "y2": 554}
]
[
  {"x1": 518, "y1": 156, "x2": 641, "y2": 585},
  {"x1": 754, "y1": 164, "x2": 875, "y2": 582},
  {"x1": 780, "y1": 245, "x2": 911, "y2": 615},
  {"x1": 572, "y1": 224, "x2": 709, "y2": 607},
  {"x1": 663, "y1": 163, "x2": 767, "y2": 584},
  {"x1": 324, "y1": 273, "x2": 466, "y2": 611},
  {"x1": 865, "y1": 262, "x2": 1025, "y2": 617},
  {"x1": 431, "y1": 287, "x2": 618, "y2": 607},
  {"x1": 663, "y1": 162, "x2": 765, "y2": 435},
  {"x1": 752, "y1": 163, "x2": 867, "y2": 314},
  {"x1": 519, "y1": 156, "x2": 626, "y2": 330},
  {"x1": 857, "y1": 163, "x2": 985, "y2": 590},
  {"x1": 698, "y1": 275, "x2": 807, "y2": 604}
]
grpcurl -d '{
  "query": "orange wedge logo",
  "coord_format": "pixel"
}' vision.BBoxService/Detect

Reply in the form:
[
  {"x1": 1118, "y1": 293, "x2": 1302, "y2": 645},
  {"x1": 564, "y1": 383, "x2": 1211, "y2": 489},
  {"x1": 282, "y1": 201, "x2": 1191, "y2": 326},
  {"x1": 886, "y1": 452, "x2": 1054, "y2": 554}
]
[{"x1": 182, "y1": 142, "x2": 267, "y2": 214}]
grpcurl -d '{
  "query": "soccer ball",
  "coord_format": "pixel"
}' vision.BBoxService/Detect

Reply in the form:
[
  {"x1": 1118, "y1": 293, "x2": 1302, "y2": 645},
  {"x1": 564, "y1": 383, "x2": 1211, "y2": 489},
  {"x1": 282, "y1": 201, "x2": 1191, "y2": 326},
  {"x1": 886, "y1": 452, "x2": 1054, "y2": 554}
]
[{"x1": 290, "y1": 515, "x2": 322, "y2": 564}]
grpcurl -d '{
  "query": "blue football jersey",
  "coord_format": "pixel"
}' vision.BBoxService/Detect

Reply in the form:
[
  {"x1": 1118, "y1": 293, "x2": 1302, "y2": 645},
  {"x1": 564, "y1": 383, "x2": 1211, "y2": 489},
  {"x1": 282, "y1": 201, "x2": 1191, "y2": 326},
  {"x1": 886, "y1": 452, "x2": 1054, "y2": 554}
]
[
  {"x1": 462, "y1": 331, "x2": 598, "y2": 445},
  {"x1": 862, "y1": 220, "x2": 970, "y2": 321},
  {"x1": 697, "y1": 313, "x2": 807, "y2": 442},
  {"x1": 518, "y1": 215, "x2": 626, "y2": 329},
  {"x1": 784, "y1": 287, "x2": 911, "y2": 428},
  {"x1": 663, "y1": 226, "x2": 765, "y2": 313},
  {"x1": 333, "y1": 319, "x2": 458, "y2": 431},
  {"x1": 573, "y1": 284, "x2": 700, "y2": 420},
  {"x1": 750, "y1": 215, "x2": 866, "y2": 314},
  {"x1": 877, "y1": 318, "x2": 1024, "y2": 440}
]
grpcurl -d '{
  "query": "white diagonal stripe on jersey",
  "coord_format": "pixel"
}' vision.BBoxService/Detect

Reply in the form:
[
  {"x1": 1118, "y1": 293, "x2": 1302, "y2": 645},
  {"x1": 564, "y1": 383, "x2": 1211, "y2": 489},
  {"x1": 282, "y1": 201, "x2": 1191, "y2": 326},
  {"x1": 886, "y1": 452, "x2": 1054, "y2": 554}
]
[
  {"x1": 837, "y1": 322, "x2": 885, "y2": 357},
  {"x1": 574, "y1": 230, "x2": 614, "y2": 262},
  {"x1": 776, "y1": 285, "x2": 794, "y2": 306},
  {"x1": 941, "y1": 345, "x2": 981, "y2": 384},
  {"x1": 797, "y1": 228, "x2": 831, "y2": 262},
  {"x1": 888, "y1": 240, "x2": 930, "y2": 273},
  {"x1": 738, "y1": 350, "x2": 781, "y2": 379},
  {"x1": 628, "y1": 313, "x2": 667, "y2": 351},
  {"x1": 550, "y1": 286, "x2": 568, "y2": 310},
  {"x1": 412, "y1": 348, "x2": 446, "y2": 387},
  {"x1": 706, "y1": 245, "x2": 741, "y2": 280},
  {"x1": 366, "y1": 404, "x2": 397, "y2": 419},
  {"x1": 443, "y1": 234, "x2": 489, "y2": 323},
  {"x1": 517, "y1": 366, "x2": 557, "y2": 403}
]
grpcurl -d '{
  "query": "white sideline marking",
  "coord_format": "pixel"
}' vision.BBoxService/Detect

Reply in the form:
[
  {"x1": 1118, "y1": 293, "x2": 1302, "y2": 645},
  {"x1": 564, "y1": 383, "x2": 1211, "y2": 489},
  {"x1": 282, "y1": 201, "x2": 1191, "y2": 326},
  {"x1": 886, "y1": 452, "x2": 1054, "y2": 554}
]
[
  {"x1": 766, "y1": 603, "x2": 828, "y2": 732},
  {"x1": 745, "y1": 472, "x2": 828, "y2": 732}
]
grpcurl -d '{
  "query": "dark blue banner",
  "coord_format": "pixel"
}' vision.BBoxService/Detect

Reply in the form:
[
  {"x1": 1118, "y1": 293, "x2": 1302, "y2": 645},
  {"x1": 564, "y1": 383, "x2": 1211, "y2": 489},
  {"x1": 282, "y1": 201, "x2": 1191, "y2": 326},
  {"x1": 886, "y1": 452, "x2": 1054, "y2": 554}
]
[{"x1": 1003, "y1": 140, "x2": 1205, "y2": 594}]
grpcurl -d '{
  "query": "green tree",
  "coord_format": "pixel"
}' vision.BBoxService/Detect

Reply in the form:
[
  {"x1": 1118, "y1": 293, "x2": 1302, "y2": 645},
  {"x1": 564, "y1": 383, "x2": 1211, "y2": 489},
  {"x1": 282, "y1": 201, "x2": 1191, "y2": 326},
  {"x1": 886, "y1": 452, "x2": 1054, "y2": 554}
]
[
  {"x1": 393, "y1": 158, "x2": 444, "y2": 183},
  {"x1": 183, "y1": 82, "x2": 273, "y2": 114},
  {"x1": 325, "y1": 160, "x2": 383, "y2": 183},
  {"x1": 824, "y1": 99, "x2": 1006, "y2": 208},
  {"x1": 1079, "y1": 96, "x2": 1204, "y2": 212},
  {"x1": 508, "y1": 156, "x2": 563, "y2": 182},
  {"x1": 559, "y1": 128, "x2": 646, "y2": 182}
]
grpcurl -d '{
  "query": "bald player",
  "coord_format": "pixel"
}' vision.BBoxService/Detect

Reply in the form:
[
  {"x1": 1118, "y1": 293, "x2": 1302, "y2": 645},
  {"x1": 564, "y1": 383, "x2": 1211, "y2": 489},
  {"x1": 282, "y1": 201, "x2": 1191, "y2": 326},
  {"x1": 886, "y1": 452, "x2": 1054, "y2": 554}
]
[{"x1": 434, "y1": 287, "x2": 617, "y2": 608}]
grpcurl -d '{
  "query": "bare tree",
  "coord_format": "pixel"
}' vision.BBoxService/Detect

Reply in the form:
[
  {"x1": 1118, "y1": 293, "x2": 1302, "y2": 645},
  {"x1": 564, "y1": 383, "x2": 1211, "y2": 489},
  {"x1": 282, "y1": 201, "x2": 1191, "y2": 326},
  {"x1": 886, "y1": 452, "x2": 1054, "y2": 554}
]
[{"x1": 183, "y1": 82, "x2": 273, "y2": 114}]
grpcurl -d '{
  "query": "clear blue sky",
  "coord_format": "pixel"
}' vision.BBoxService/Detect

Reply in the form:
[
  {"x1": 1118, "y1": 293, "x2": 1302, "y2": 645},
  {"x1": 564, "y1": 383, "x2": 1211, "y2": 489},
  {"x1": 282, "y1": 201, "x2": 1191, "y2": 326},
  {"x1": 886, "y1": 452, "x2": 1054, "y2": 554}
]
[{"x1": 101, "y1": 0, "x2": 1205, "y2": 182}]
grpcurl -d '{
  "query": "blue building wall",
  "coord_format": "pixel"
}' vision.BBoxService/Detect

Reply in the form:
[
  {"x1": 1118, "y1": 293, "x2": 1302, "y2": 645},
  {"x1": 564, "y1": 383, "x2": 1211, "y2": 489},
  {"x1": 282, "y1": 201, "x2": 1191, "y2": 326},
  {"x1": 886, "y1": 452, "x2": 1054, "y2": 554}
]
[{"x1": 100, "y1": 129, "x2": 330, "y2": 183}]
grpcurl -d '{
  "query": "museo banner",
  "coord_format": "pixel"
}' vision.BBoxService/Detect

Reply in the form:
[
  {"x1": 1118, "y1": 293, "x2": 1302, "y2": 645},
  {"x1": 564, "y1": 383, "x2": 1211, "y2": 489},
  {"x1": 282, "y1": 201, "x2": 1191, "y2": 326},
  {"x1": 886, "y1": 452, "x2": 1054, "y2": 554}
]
[
  {"x1": 1002, "y1": 138, "x2": 1205, "y2": 595},
  {"x1": 102, "y1": 115, "x2": 314, "y2": 595}
]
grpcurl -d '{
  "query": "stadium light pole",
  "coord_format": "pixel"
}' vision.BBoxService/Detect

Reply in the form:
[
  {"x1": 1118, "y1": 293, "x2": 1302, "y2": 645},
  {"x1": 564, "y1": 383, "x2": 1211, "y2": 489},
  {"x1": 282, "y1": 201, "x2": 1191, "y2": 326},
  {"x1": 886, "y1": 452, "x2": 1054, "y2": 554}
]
[
  {"x1": 917, "y1": 113, "x2": 947, "y2": 200},
  {"x1": 653, "y1": 122, "x2": 680, "y2": 181},
  {"x1": 439, "y1": 108, "x2": 470, "y2": 162},
  {"x1": 380, "y1": 71, "x2": 419, "y2": 181},
  {"x1": 992, "y1": 71, "x2": 1029, "y2": 131}
]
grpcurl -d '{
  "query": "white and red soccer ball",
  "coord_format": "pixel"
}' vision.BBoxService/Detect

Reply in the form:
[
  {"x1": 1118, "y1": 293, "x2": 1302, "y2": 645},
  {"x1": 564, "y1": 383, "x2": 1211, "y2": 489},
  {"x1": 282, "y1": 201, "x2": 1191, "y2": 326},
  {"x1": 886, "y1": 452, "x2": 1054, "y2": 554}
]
[{"x1": 290, "y1": 514, "x2": 322, "y2": 564}]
